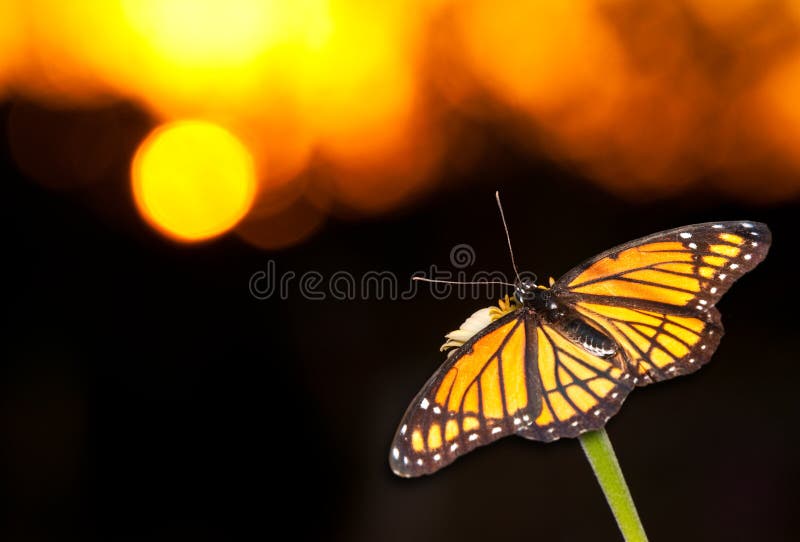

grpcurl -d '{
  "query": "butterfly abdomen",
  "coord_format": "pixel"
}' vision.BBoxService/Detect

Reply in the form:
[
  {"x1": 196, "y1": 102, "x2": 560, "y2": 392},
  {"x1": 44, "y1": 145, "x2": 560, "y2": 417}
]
[
  {"x1": 535, "y1": 293, "x2": 619, "y2": 359},
  {"x1": 560, "y1": 317, "x2": 618, "y2": 358}
]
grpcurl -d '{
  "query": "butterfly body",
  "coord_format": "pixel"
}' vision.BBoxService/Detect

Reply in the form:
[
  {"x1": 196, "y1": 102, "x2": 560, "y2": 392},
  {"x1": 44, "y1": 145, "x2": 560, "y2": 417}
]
[
  {"x1": 515, "y1": 282, "x2": 618, "y2": 358},
  {"x1": 561, "y1": 316, "x2": 618, "y2": 358},
  {"x1": 390, "y1": 221, "x2": 770, "y2": 477}
]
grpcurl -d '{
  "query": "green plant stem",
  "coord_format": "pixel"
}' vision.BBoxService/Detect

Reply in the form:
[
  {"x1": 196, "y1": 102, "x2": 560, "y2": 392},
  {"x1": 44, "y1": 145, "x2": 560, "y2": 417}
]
[{"x1": 579, "y1": 429, "x2": 648, "y2": 542}]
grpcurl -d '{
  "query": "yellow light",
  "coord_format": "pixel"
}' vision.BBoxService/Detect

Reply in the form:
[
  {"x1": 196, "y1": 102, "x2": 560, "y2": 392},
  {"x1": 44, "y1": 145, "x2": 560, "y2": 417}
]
[
  {"x1": 0, "y1": 0, "x2": 24, "y2": 94},
  {"x1": 131, "y1": 121, "x2": 256, "y2": 242},
  {"x1": 122, "y1": 0, "x2": 276, "y2": 67}
]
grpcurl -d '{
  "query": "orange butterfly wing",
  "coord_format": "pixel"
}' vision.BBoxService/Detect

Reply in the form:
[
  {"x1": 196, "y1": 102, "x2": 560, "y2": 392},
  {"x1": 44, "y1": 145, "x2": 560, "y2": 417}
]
[
  {"x1": 389, "y1": 312, "x2": 635, "y2": 477},
  {"x1": 555, "y1": 221, "x2": 770, "y2": 383},
  {"x1": 390, "y1": 312, "x2": 533, "y2": 477},
  {"x1": 515, "y1": 320, "x2": 633, "y2": 443}
]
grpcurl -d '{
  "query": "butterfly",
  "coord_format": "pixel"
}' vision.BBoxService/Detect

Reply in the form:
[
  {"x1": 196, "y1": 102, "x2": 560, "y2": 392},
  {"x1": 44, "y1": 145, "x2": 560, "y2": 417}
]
[{"x1": 390, "y1": 218, "x2": 770, "y2": 477}]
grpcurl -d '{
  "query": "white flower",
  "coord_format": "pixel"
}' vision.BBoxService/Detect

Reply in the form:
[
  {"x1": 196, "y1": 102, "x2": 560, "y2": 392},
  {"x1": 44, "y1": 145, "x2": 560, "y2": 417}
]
[{"x1": 440, "y1": 295, "x2": 518, "y2": 354}]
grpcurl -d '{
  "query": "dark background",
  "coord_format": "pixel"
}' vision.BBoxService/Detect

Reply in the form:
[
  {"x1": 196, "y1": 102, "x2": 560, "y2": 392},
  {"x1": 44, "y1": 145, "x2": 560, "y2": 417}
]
[{"x1": 2, "y1": 101, "x2": 798, "y2": 541}]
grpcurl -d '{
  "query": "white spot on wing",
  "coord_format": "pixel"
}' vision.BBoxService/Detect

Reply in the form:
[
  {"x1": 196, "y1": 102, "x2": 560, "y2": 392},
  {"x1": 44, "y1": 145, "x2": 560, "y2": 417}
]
[
  {"x1": 433, "y1": 453, "x2": 441, "y2": 461},
  {"x1": 513, "y1": 418, "x2": 521, "y2": 425},
  {"x1": 742, "y1": 222, "x2": 754, "y2": 228},
  {"x1": 751, "y1": 242, "x2": 758, "y2": 247},
  {"x1": 699, "y1": 299, "x2": 708, "y2": 305},
  {"x1": 468, "y1": 433, "x2": 479, "y2": 442},
  {"x1": 680, "y1": 232, "x2": 692, "y2": 239},
  {"x1": 450, "y1": 443, "x2": 458, "y2": 452},
  {"x1": 688, "y1": 242, "x2": 698, "y2": 249},
  {"x1": 744, "y1": 254, "x2": 752, "y2": 260},
  {"x1": 712, "y1": 224, "x2": 723, "y2": 229},
  {"x1": 701, "y1": 345, "x2": 707, "y2": 350},
  {"x1": 432, "y1": 406, "x2": 441, "y2": 414},
  {"x1": 492, "y1": 427, "x2": 502, "y2": 435},
  {"x1": 571, "y1": 421, "x2": 579, "y2": 427},
  {"x1": 400, "y1": 424, "x2": 407, "y2": 435},
  {"x1": 730, "y1": 263, "x2": 739, "y2": 270},
  {"x1": 420, "y1": 398, "x2": 429, "y2": 410},
  {"x1": 689, "y1": 358, "x2": 696, "y2": 364},
  {"x1": 710, "y1": 287, "x2": 717, "y2": 294},
  {"x1": 392, "y1": 447, "x2": 400, "y2": 460},
  {"x1": 417, "y1": 458, "x2": 424, "y2": 466},
  {"x1": 719, "y1": 273, "x2": 727, "y2": 280},
  {"x1": 611, "y1": 392, "x2": 619, "y2": 399}
]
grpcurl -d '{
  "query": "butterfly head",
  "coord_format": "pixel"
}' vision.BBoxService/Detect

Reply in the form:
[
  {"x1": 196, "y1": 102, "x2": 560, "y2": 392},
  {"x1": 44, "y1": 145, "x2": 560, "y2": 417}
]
[{"x1": 514, "y1": 275, "x2": 539, "y2": 305}]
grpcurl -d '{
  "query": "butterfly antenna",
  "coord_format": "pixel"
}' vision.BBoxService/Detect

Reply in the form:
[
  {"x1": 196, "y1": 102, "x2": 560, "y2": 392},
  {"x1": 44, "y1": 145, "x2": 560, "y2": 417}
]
[
  {"x1": 412, "y1": 277, "x2": 515, "y2": 287},
  {"x1": 495, "y1": 191, "x2": 521, "y2": 284}
]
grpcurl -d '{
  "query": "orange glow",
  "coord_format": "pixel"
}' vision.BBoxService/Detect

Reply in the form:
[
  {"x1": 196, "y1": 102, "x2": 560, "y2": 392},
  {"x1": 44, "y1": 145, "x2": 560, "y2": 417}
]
[
  {"x1": 456, "y1": 1, "x2": 625, "y2": 117},
  {"x1": 751, "y1": 51, "x2": 800, "y2": 200},
  {"x1": 295, "y1": 2, "x2": 418, "y2": 159},
  {"x1": 687, "y1": 0, "x2": 766, "y2": 30},
  {"x1": 122, "y1": 0, "x2": 276, "y2": 67},
  {"x1": 13, "y1": 2, "x2": 131, "y2": 104},
  {"x1": 5, "y1": 0, "x2": 800, "y2": 248},
  {"x1": 0, "y1": 1, "x2": 24, "y2": 95},
  {"x1": 131, "y1": 121, "x2": 256, "y2": 242}
]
